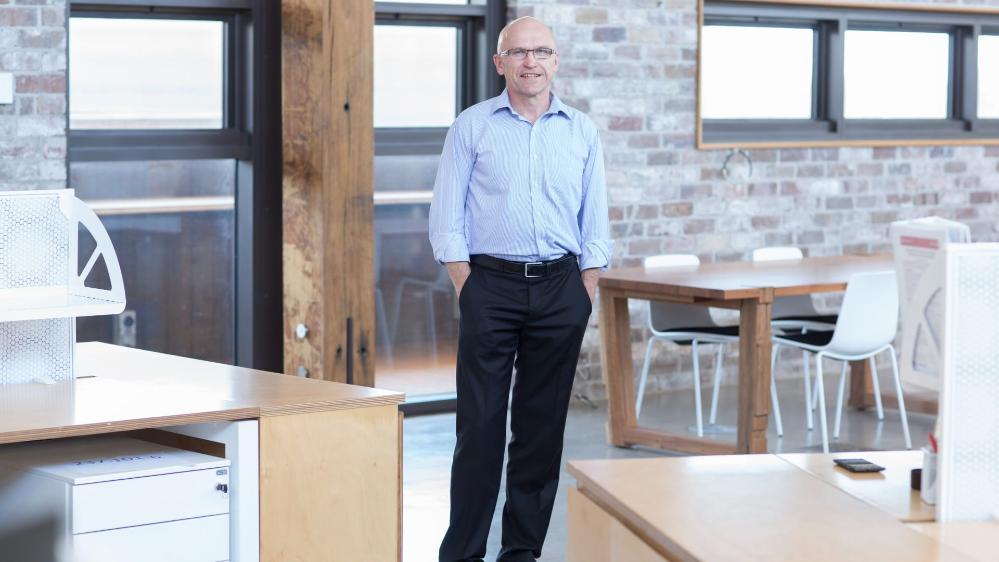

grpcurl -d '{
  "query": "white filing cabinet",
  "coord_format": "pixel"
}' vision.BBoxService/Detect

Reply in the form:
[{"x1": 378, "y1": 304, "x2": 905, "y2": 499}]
[{"x1": 0, "y1": 436, "x2": 231, "y2": 562}]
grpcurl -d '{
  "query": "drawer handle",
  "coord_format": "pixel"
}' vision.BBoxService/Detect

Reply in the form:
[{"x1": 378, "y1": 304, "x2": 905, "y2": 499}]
[{"x1": 216, "y1": 483, "x2": 229, "y2": 494}]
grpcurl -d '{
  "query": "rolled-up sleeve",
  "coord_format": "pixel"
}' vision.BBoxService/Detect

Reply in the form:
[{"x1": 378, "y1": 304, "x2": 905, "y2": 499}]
[
  {"x1": 429, "y1": 117, "x2": 475, "y2": 263},
  {"x1": 577, "y1": 127, "x2": 613, "y2": 271}
]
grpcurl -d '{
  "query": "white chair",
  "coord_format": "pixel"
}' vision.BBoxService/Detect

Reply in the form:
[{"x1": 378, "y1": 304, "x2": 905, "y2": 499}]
[
  {"x1": 753, "y1": 247, "x2": 837, "y2": 431},
  {"x1": 636, "y1": 255, "x2": 783, "y2": 437},
  {"x1": 390, "y1": 267, "x2": 453, "y2": 361},
  {"x1": 772, "y1": 271, "x2": 911, "y2": 453}
]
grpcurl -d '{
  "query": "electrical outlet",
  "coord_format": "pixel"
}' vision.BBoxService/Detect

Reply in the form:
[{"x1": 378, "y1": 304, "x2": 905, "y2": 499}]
[{"x1": 114, "y1": 310, "x2": 137, "y2": 347}]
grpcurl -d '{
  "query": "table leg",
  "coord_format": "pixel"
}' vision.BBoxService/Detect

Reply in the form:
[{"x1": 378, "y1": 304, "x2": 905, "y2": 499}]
[
  {"x1": 599, "y1": 288, "x2": 637, "y2": 447},
  {"x1": 737, "y1": 290, "x2": 773, "y2": 454},
  {"x1": 848, "y1": 359, "x2": 873, "y2": 410}
]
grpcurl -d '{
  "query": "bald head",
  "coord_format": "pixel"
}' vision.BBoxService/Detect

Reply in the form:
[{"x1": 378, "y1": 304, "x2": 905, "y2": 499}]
[{"x1": 496, "y1": 16, "x2": 556, "y2": 54}]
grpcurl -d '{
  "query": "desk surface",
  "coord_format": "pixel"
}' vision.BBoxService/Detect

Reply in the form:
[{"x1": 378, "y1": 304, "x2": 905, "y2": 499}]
[
  {"x1": 598, "y1": 254, "x2": 892, "y2": 300},
  {"x1": 909, "y1": 523, "x2": 999, "y2": 562},
  {"x1": 778, "y1": 450, "x2": 934, "y2": 522},
  {"x1": 568, "y1": 455, "x2": 973, "y2": 562},
  {"x1": 0, "y1": 342, "x2": 404, "y2": 445}
]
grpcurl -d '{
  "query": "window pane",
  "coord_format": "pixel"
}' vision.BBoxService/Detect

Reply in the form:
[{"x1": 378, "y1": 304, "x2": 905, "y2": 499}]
[
  {"x1": 374, "y1": 203, "x2": 458, "y2": 398},
  {"x1": 701, "y1": 25, "x2": 814, "y2": 119},
  {"x1": 71, "y1": 160, "x2": 235, "y2": 364},
  {"x1": 375, "y1": 25, "x2": 458, "y2": 128},
  {"x1": 69, "y1": 18, "x2": 224, "y2": 130},
  {"x1": 844, "y1": 30, "x2": 950, "y2": 119},
  {"x1": 376, "y1": 0, "x2": 467, "y2": 3},
  {"x1": 980, "y1": 35, "x2": 999, "y2": 119}
]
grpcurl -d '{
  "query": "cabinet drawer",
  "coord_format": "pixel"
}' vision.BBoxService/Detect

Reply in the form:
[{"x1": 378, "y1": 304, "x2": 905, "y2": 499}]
[
  {"x1": 73, "y1": 514, "x2": 229, "y2": 562},
  {"x1": 73, "y1": 468, "x2": 229, "y2": 534}
]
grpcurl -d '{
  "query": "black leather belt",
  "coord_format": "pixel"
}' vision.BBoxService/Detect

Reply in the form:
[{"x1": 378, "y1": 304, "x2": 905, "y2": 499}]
[{"x1": 470, "y1": 254, "x2": 577, "y2": 278}]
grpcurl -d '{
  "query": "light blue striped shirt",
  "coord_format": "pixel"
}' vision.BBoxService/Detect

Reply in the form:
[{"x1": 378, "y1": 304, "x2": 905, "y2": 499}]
[{"x1": 429, "y1": 89, "x2": 613, "y2": 271}]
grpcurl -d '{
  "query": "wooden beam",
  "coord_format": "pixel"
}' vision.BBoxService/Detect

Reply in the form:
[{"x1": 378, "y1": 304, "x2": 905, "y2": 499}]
[{"x1": 282, "y1": 0, "x2": 375, "y2": 385}]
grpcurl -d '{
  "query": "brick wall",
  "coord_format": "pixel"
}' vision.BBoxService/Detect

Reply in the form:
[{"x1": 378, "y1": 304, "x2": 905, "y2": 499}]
[
  {"x1": 0, "y1": 0, "x2": 67, "y2": 191},
  {"x1": 506, "y1": 0, "x2": 999, "y2": 401}
]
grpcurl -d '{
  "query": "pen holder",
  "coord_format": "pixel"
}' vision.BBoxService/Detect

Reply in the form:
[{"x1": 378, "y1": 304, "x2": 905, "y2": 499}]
[{"x1": 920, "y1": 446, "x2": 938, "y2": 505}]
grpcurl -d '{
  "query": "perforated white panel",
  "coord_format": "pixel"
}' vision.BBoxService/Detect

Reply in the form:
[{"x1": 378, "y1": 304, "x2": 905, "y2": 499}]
[
  {"x1": 938, "y1": 247, "x2": 999, "y2": 522},
  {"x1": 0, "y1": 319, "x2": 73, "y2": 384},
  {"x1": 0, "y1": 193, "x2": 69, "y2": 290}
]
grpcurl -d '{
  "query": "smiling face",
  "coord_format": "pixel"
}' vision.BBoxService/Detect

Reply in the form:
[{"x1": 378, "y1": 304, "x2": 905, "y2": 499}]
[{"x1": 492, "y1": 18, "x2": 559, "y2": 102}]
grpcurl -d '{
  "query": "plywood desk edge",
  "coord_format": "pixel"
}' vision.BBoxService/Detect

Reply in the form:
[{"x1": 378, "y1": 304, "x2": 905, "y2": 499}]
[
  {"x1": 0, "y1": 343, "x2": 405, "y2": 446},
  {"x1": 567, "y1": 460, "x2": 699, "y2": 562}
]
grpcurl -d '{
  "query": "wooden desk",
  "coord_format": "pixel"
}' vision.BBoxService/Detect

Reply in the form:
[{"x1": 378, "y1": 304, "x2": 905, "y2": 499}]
[
  {"x1": 598, "y1": 254, "x2": 893, "y2": 454},
  {"x1": 778, "y1": 451, "x2": 934, "y2": 522},
  {"x1": 567, "y1": 455, "x2": 976, "y2": 562},
  {"x1": 0, "y1": 343, "x2": 405, "y2": 562},
  {"x1": 909, "y1": 523, "x2": 999, "y2": 562}
]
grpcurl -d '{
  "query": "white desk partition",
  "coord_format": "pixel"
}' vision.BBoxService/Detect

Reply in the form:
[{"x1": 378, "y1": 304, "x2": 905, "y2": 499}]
[
  {"x1": 938, "y1": 244, "x2": 999, "y2": 522},
  {"x1": 0, "y1": 190, "x2": 125, "y2": 385},
  {"x1": 890, "y1": 217, "x2": 970, "y2": 392}
]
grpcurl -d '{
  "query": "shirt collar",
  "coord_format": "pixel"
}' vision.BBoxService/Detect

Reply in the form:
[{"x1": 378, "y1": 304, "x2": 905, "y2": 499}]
[{"x1": 491, "y1": 89, "x2": 573, "y2": 120}]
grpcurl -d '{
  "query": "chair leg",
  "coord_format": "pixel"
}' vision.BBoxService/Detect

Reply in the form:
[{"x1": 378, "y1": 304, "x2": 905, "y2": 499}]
[
  {"x1": 803, "y1": 350, "x2": 814, "y2": 430},
  {"x1": 815, "y1": 354, "x2": 830, "y2": 453},
  {"x1": 708, "y1": 343, "x2": 724, "y2": 425},
  {"x1": 887, "y1": 347, "x2": 912, "y2": 450},
  {"x1": 426, "y1": 289, "x2": 438, "y2": 361},
  {"x1": 770, "y1": 372, "x2": 783, "y2": 439},
  {"x1": 812, "y1": 376, "x2": 820, "y2": 413},
  {"x1": 770, "y1": 344, "x2": 783, "y2": 437},
  {"x1": 390, "y1": 280, "x2": 408, "y2": 343},
  {"x1": 833, "y1": 361, "x2": 848, "y2": 440},
  {"x1": 869, "y1": 356, "x2": 885, "y2": 420},
  {"x1": 692, "y1": 341, "x2": 704, "y2": 437},
  {"x1": 636, "y1": 338, "x2": 656, "y2": 421},
  {"x1": 375, "y1": 289, "x2": 393, "y2": 366}
]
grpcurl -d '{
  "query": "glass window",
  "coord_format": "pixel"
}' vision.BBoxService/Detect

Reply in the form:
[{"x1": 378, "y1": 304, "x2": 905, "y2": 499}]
[
  {"x1": 844, "y1": 30, "x2": 950, "y2": 119},
  {"x1": 72, "y1": 159, "x2": 236, "y2": 364},
  {"x1": 376, "y1": 0, "x2": 468, "y2": 3},
  {"x1": 374, "y1": 25, "x2": 458, "y2": 128},
  {"x1": 701, "y1": 25, "x2": 814, "y2": 119},
  {"x1": 979, "y1": 35, "x2": 999, "y2": 119},
  {"x1": 69, "y1": 17, "x2": 225, "y2": 130}
]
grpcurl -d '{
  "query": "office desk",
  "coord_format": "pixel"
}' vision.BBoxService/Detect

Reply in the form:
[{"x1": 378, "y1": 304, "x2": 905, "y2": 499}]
[
  {"x1": 0, "y1": 343, "x2": 405, "y2": 562},
  {"x1": 778, "y1": 450, "x2": 934, "y2": 522},
  {"x1": 909, "y1": 523, "x2": 999, "y2": 562},
  {"x1": 567, "y1": 455, "x2": 978, "y2": 562},
  {"x1": 597, "y1": 254, "x2": 894, "y2": 454}
]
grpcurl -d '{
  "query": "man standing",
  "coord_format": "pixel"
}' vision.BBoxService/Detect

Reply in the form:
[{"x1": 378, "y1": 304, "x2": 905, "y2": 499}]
[{"x1": 429, "y1": 16, "x2": 612, "y2": 562}]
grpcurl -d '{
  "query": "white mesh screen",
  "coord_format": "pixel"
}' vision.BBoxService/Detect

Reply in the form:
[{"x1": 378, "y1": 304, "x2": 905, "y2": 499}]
[
  {"x1": 0, "y1": 193, "x2": 69, "y2": 290},
  {"x1": 0, "y1": 319, "x2": 74, "y2": 384},
  {"x1": 938, "y1": 250, "x2": 999, "y2": 521}
]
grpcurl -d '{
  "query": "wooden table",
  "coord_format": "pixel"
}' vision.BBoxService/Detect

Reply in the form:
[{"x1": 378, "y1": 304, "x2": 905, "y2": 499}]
[
  {"x1": 778, "y1": 450, "x2": 934, "y2": 522},
  {"x1": 598, "y1": 254, "x2": 894, "y2": 454},
  {"x1": 0, "y1": 343, "x2": 405, "y2": 562},
  {"x1": 567, "y1": 454, "x2": 989, "y2": 562},
  {"x1": 908, "y1": 523, "x2": 999, "y2": 562}
]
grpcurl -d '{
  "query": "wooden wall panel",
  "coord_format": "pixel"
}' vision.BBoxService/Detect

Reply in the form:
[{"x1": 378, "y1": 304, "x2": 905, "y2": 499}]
[{"x1": 281, "y1": 0, "x2": 375, "y2": 385}]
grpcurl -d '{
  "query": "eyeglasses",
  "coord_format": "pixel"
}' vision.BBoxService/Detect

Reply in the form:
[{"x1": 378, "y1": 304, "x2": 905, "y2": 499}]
[{"x1": 499, "y1": 47, "x2": 556, "y2": 61}]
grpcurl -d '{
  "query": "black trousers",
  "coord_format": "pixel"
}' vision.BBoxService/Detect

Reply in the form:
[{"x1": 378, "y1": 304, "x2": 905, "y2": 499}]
[{"x1": 438, "y1": 256, "x2": 592, "y2": 562}]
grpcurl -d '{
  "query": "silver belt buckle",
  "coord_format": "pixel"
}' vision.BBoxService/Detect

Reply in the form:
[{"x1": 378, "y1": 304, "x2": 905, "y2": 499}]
[{"x1": 524, "y1": 261, "x2": 543, "y2": 278}]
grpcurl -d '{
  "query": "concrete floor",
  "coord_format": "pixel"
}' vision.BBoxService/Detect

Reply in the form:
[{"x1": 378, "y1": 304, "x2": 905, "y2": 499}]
[{"x1": 403, "y1": 377, "x2": 934, "y2": 562}]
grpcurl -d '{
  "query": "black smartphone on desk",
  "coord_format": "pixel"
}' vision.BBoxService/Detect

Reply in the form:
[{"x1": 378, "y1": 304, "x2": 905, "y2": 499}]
[{"x1": 834, "y1": 458, "x2": 885, "y2": 473}]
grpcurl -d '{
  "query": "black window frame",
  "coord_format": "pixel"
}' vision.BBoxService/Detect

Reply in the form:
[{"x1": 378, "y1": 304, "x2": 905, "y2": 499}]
[
  {"x1": 68, "y1": 0, "x2": 283, "y2": 372},
  {"x1": 374, "y1": 1, "x2": 506, "y2": 156},
  {"x1": 700, "y1": 1, "x2": 999, "y2": 146}
]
